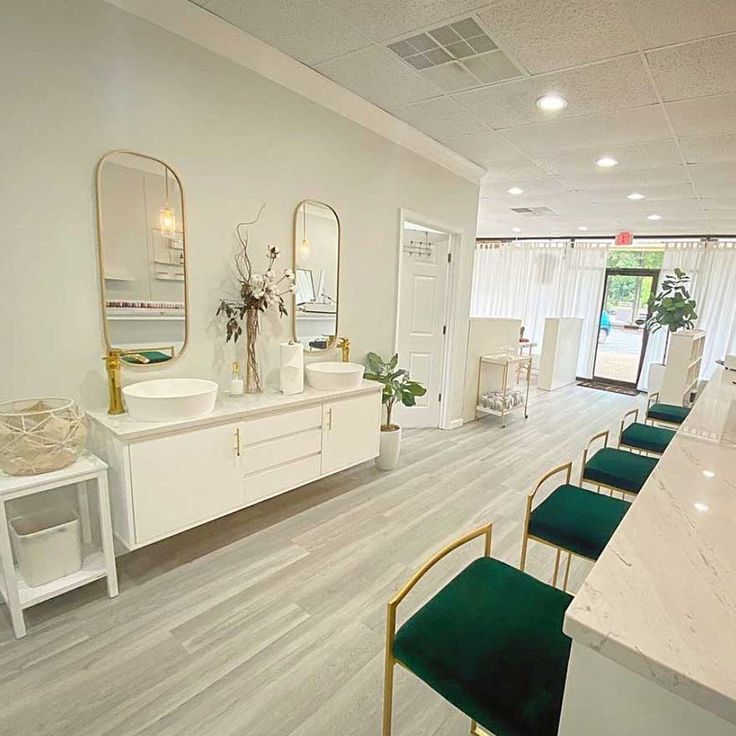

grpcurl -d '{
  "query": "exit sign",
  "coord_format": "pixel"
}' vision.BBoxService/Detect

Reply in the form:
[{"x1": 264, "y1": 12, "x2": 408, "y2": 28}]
[{"x1": 615, "y1": 231, "x2": 633, "y2": 246}]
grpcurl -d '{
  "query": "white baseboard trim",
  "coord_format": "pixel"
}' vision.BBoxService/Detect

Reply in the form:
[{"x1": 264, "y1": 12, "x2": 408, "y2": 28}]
[{"x1": 444, "y1": 418, "x2": 464, "y2": 430}]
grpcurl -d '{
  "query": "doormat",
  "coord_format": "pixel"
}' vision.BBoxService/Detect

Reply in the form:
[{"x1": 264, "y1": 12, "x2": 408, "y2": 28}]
[{"x1": 577, "y1": 380, "x2": 639, "y2": 396}]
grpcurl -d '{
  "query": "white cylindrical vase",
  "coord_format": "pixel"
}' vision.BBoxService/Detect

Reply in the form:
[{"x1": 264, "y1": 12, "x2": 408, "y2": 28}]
[
  {"x1": 376, "y1": 426, "x2": 401, "y2": 471},
  {"x1": 280, "y1": 342, "x2": 304, "y2": 395}
]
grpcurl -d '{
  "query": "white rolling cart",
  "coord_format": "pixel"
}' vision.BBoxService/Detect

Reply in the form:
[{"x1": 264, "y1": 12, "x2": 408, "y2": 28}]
[
  {"x1": 0, "y1": 452, "x2": 118, "y2": 638},
  {"x1": 475, "y1": 353, "x2": 532, "y2": 427}
]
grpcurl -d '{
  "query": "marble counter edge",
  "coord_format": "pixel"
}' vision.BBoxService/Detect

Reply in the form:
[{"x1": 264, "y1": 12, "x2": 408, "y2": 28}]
[
  {"x1": 86, "y1": 381, "x2": 382, "y2": 441},
  {"x1": 563, "y1": 609, "x2": 736, "y2": 725}
]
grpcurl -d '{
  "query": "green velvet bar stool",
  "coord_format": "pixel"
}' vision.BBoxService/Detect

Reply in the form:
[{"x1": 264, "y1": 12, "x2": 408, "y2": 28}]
[
  {"x1": 646, "y1": 392, "x2": 691, "y2": 427},
  {"x1": 383, "y1": 523, "x2": 572, "y2": 736},
  {"x1": 619, "y1": 408, "x2": 676, "y2": 456},
  {"x1": 580, "y1": 429, "x2": 658, "y2": 499},
  {"x1": 520, "y1": 461, "x2": 629, "y2": 591}
]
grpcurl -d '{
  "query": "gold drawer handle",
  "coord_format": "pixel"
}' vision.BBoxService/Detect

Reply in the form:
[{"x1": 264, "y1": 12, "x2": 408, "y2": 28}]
[{"x1": 234, "y1": 428, "x2": 241, "y2": 456}]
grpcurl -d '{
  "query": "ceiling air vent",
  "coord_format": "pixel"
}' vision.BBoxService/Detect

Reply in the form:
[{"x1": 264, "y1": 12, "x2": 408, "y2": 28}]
[
  {"x1": 387, "y1": 17, "x2": 521, "y2": 91},
  {"x1": 510, "y1": 206, "x2": 558, "y2": 217}
]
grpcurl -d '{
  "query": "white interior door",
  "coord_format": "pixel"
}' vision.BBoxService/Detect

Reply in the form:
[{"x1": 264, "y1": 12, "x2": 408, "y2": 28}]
[{"x1": 395, "y1": 227, "x2": 450, "y2": 428}]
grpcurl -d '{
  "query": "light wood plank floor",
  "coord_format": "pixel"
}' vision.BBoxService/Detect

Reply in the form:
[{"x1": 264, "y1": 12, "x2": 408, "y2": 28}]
[{"x1": 0, "y1": 384, "x2": 642, "y2": 736}]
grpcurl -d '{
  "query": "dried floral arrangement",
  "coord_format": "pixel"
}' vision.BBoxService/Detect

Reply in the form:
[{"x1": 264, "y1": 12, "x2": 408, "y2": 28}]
[{"x1": 216, "y1": 206, "x2": 295, "y2": 392}]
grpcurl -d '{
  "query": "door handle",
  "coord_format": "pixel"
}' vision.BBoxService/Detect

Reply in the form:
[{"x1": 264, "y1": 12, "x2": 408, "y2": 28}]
[
  {"x1": 234, "y1": 428, "x2": 241, "y2": 456},
  {"x1": 327, "y1": 408, "x2": 333, "y2": 430}
]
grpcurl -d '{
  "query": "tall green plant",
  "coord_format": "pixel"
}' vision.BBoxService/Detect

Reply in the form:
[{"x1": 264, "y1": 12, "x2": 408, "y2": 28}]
[
  {"x1": 646, "y1": 268, "x2": 698, "y2": 358},
  {"x1": 364, "y1": 352, "x2": 426, "y2": 430}
]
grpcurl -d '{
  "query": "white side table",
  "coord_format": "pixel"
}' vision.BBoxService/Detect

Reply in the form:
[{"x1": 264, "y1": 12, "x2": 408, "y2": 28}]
[{"x1": 0, "y1": 452, "x2": 118, "y2": 638}]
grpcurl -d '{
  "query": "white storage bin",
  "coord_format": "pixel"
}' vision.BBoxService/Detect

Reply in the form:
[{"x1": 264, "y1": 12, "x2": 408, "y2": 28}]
[{"x1": 9, "y1": 507, "x2": 82, "y2": 587}]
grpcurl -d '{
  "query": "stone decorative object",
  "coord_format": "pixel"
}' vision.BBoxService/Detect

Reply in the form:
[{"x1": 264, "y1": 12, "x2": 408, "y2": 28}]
[{"x1": 0, "y1": 398, "x2": 87, "y2": 476}]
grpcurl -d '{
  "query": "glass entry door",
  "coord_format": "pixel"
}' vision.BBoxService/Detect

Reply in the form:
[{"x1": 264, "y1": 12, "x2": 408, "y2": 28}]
[{"x1": 593, "y1": 269, "x2": 659, "y2": 386}]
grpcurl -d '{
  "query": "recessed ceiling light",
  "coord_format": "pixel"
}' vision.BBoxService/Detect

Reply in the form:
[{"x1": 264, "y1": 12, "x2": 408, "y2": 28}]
[
  {"x1": 536, "y1": 94, "x2": 567, "y2": 112},
  {"x1": 702, "y1": 470, "x2": 715, "y2": 479},
  {"x1": 647, "y1": 214, "x2": 662, "y2": 221},
  {"x1": 627, "y1": 192, "x2": 645, "y2": 200},
  {"x1": 596, "y1": 156, "x2": 618, "y2": 168},
  {"x1": 577, "y1": 226, "x2": 589, "y2": 231},
  {"x1": 512, "y1": 227, "x2": 521, "y2": 233},
  {"x1": 507, "y1": 186, "x2": 524, "y2": 195},
  {"x1": 694, "y1": 502, "x2": 709, "y2": 512}
]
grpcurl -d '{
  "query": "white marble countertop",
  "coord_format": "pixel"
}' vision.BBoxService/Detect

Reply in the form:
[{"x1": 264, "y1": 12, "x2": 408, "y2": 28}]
[
  {"x1": 87, "y1": 380, "x2": 381, "y2": 441},
  {"x1": 565, "y1": 366, "x2": 736, "y2": 723}
]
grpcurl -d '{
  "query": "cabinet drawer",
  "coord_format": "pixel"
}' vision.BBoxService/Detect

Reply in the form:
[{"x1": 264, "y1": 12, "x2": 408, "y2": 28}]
[
  {"x1": 243, "y1": 454, "x2": 321, "y2": 506},
  {"x1": 240, "y1": 428, "x2": 321, "y2": 475},
  {"x1": 240, "y1": 406, "x2": 322, "y2": 446}
]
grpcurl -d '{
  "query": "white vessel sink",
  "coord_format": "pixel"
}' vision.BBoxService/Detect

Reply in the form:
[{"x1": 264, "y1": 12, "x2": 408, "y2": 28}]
[
  {"x1": 305, "y1": 362, "x2": 365, "y2": 391},
  {"x1": 123, "y1": 379, "x2": 218, "y2": 422}
]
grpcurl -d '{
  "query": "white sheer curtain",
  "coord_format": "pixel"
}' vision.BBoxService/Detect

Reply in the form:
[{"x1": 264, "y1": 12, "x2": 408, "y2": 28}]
[
  {"x1": 638, "y1": 241, "x2": 736, "y2": 389},
  {"x1": 637, "y1": 243, "x2": 705, "y2": 390},
  {"x1": 695, "y1": 242, "x2": 736, "y2": 377},
  {"x1": 471, "y1": 241, "x2": 608, "y2": 377}
]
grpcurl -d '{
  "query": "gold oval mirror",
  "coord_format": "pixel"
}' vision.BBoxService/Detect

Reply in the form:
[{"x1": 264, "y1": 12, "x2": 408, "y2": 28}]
[
  {"x1": 292, "y1": 200, "x2": 340, "y2": 351},
  {"x1": 96, "y1": 151, "x2": 188, "y2": 366}
]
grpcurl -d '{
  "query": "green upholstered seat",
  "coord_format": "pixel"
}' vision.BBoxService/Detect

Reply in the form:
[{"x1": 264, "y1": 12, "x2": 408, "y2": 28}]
[
  {"x1": 529, "y1": 484, "x2": 629, "y2": 560},
  {"x1": 583, "y1": 447, "x2": 657, "y2": 493},
  {"x1": 393, "y1": 557, "x2": 572, "y2": 736},
  {"x1": 647, "y1": 402, "x2": 690, "y2": 425},
  {"x1": 621, "y1": 422, "x2": 675, "y2": 454}
]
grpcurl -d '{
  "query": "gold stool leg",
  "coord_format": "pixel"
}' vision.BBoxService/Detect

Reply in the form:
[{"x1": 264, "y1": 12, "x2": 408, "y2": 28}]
[
  {"x1": 562, "y1": 551, "x2": 572, "y2": 592},
  {"x1": 470, "y1": 720, "x2": 490, "y2": 736},
  {"x1": 552, "y1": 547, "x2": 561, "y2": 587}
]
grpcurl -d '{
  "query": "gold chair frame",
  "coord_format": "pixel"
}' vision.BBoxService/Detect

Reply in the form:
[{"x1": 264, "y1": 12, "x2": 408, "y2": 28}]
[
  {"x1": 383, "y1": 523, "x2": 493, "y2": 736},
  {"x1": 519, "y1": 461, "x2": 577, "y2": 592},
  {"x1": 646, "y1": 392, "x2": 687, "y2": 428},
  {"x1": 619, "y1": 408, "x2": 666, "y2": 457},
  {"x1": 580, "y1": 430, "x2": 636, "y2": 500}
]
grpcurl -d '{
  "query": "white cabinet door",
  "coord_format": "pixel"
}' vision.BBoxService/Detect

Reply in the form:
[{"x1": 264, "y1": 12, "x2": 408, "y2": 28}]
[
  {"x1": 129, "y1": 423, "x2": 242, "y2": 544},
  {"x1": 322, "y1": 393, "x2": 381, "y2": 476}
]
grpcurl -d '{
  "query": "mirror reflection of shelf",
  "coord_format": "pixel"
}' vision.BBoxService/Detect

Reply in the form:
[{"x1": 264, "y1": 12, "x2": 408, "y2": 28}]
[{"x1": 104, "y1": 273, "x2": 135, "y2": 282}]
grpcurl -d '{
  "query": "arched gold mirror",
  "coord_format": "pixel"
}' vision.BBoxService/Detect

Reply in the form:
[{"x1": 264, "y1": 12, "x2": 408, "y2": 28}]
[
  {"x1": 96, "y1": 150, "x2": 188, "y2": 366},
  {"x1": 292, "y1": 200, "x2": 340, "y2": 351}
]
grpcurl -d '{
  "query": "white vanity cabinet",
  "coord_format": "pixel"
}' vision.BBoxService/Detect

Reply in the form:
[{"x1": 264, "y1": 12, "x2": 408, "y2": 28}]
[{"x1": 88, "y1": 382, "x2": 381, "y2": 550}]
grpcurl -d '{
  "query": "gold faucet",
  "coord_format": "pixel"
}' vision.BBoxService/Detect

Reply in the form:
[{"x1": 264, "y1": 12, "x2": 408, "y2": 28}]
[
  {"x1": 337, "y1": 336, "x2": 351, "y2": 363},
  {"x1": 104, "y1": 349, "x2": 125, "y2": 415}
]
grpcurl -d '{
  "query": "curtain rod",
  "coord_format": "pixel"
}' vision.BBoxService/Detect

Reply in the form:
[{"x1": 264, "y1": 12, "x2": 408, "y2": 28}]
[{"x1": 476, "y1": 234, "x2": 734, "y2": 242}]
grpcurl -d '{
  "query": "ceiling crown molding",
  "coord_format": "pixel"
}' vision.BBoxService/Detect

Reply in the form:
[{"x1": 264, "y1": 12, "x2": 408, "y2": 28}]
[{"x1": 104, "y1": 0, "x2": 485, "y2": 185}]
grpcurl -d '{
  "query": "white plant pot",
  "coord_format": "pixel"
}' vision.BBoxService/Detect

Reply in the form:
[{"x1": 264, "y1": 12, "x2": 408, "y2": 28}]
[
  {"x1": 376, "y1": 426, "x2": 401, "y2": 471},
  {"x1": 647, "y1": 362, "x2": 666, "y2": 393}
]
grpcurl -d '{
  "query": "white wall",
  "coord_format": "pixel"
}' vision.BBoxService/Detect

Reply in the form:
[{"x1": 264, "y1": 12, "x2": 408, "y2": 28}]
[{"x1": 0, "y1": 0, "x2": 479, "y2": 423}]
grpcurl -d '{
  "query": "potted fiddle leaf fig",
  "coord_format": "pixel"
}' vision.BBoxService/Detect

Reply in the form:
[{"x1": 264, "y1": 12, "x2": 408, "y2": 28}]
[
  {"x1": 365, "y1": 352, "x2": 426, "y2": 471},
  {"x1": 645, "y1": 268, "x2": 698, "y2": 391}
]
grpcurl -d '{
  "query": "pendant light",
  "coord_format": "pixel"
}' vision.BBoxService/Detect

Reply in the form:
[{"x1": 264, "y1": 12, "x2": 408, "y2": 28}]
[{"x1": 159, "y1": 165, "x2": 177, "y2": 238}]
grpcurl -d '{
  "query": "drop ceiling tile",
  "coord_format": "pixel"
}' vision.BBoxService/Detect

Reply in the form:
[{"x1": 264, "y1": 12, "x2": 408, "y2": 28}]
[
  {"x1": 502, "y1": 107, "x2": 671, "y2": 155},
  {"x1": 701, "y1": 198, "x2": 736, "y2": 211},
  {"x1": 455, "y1": 56, "x2": 656, "y2": 129},
  {"x1": 462, "y1": 50, "x2": 523, "y2": 85},
  {"x1": 479, "y1": 175, "x2": 569, "y2": 199},
  {"x1": 391, "y1": 97, "x2": 487, "y2": 139},
  {"x1": 420, "y1": 61, "x2": 482, "y2": 93},
  {"x1": 475, "y1": 0, "x2": 636, "y2": 74},
  {"x1": 689, "y1": 162, "x2": 736, "y2": 197},
  {"x1": 200, "y1": 0, "x2": 370, "y2": 66},
  {"x1": 320, "y1": 0, "x2": 488, "y2": 42},
  {"x1": 480, "y1": 159, "x2": 551, "y2": 183},
  {"x1": 316, "y1": 46, "x2": 442, "y2": 109},
  {"x1": 560, "y1": 165, "x2": 692, "y2": 191},
  {"x1": 680, "y1": 133, "x2": 736, "y2": 163},
  {"x1": 624, "y1": 0, "x2": 736, "y2": 48},
  {"x1": 586, "y1": 183, "x2": 698, "y2": 203},
  {"x1": 647, "y1": 35, "x2": 736, "y2": 102},
  {"x1": 440, "y1": 130, "x2": 522, "y2": 164},
  {"x1": 667, "y1": 94, "x2": 736, "y2": 137},
  {"x1": 534, "y1": 141, "x2": 682, "y2": 176}
]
